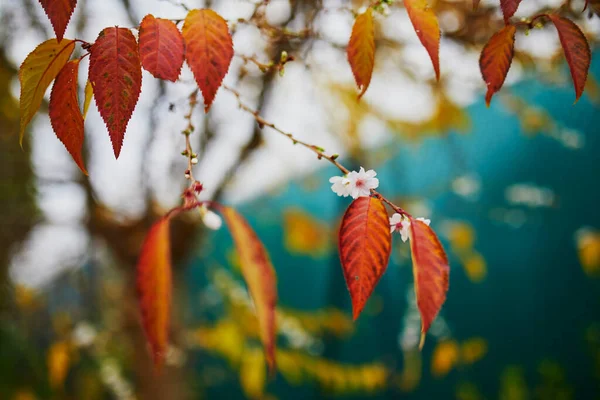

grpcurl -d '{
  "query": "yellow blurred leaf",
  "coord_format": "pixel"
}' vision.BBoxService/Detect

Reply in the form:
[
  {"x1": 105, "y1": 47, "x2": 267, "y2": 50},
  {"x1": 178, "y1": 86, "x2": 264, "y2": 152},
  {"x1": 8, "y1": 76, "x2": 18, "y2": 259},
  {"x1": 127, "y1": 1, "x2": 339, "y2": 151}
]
[
  {"x1": 47, "y1": 340, "x2": 70, "y2": 389},
  {"x1": 447, "y1": 222, "x2": 475, "y2": 252},
  {"x1": 575, "y1": 228, "x2": 600, "y2": 276},
  {"x1": 397, "y1": 349, "x2": 422, "y2": 391},
  {"x1": 500, "y1": 366, "x2": 529, "y2": 400},
  {"x1": 283, "y1": 208, "x2": 331, "y2": 257},
  {"x1": 12, "y1": 390, "x2": 37, "y2": 400},
  {"x1": 240, "y1": 348, "x2": 266, "y2": 399},
  {"x1": 13, "y1": 284, "x2": 40, "y2": 312},
  {"x1": 462, "y1": 252, "x2": 487, "y2": 283},
  {"x1": 460, "y1": 337, "x2": 488, "y2": 365},
  {"x1": 431, "y1": 340, "x2": 460, "y2": 378}
]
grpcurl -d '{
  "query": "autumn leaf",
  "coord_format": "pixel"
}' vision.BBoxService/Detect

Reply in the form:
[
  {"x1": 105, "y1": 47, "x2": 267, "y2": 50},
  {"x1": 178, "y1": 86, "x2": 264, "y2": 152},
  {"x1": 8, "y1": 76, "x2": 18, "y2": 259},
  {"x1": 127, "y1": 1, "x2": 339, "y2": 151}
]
[
  {"x1": 38, "y1": 0, "x2": 77, "y2": 42},
  {"x1": 19, "y1": 38, "x2": 75, "y2": 145},
  {"x1": 546, "y1": 15, "x2": 591, "y2": 102},
  {"x1": 222, "y1": 207, "x2": 277, "y2": 374},
  {"x1": 479, "y1": 25, "x2": 516, "y2": 106},
  {"x1": 409, "y1": 218, "x2": 450, "y2": 349},
  {"x1": 499, "y1": 0, "x2": 522, "y2": 23},
  {"x1": 139, "y1": 14, "x2": 185, "y2": 82},
  {"x1": 338, "y1": 196, "x2": 392, "y2": 320},
  {"x1": 473, "y1": 0, "x2": 481, "y2": 10},
  {"x1": 182, "y1": 9, "x2": 233, "y2": 111},
  {"x1": 49, "y1": 59, "x2": 86, "y2": 174},
  {"x1": 83, "y1": 80, "x2": 93, "y2": 119},
  {"x1": 89, "y1": 27, "x2": 142, "y2": 158},
  {"x1": 137, "y1": 211, "x2": 179, "y2": 369},
  {"x1": 347, "y1": 8, "x2": 375, "y2": 99},
  {"x1": 404, "y1": 0, "x2": 441, "y2": 80}
]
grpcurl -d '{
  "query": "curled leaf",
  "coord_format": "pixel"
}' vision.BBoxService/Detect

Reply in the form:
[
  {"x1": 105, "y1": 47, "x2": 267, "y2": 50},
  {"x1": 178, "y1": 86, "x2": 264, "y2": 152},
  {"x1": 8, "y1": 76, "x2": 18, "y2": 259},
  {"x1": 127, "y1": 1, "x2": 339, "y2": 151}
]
[
  {"x1": 139, "y1": 14, "x2": 185, "y2": 82},
  {"x1": 38, "y1": 0, "x2": 77, "y2": 42},
  {"x1": 479, "y1": 25, "x2": 516, "y2": 106},
  {"x1": 546, "y1": 15, "x2": 591, "y2": 102},
  {"x1": 222, "y1": 207, "x2": 277, "y2": 374},
  {"x1": 182, "y1": 9, "x2": 233, "y2": 111},
  {"x1": 137, "y1": 211, "x2": 179, "y2": 369},
  {"x1": 404, "y1": 0, "x2": 441, "y2": 80},
  {"x1": 338, "y1": 196, "x2": 392, "y2": 320},
  {"x1": 82, "y1": 80, "x2": 93, "y2": 119},
  {"x1": 347, "y1": 8, "x2": 375, "y2": 99},
  {"x1": 409, "y1": 218, "x2": 450, "y2": 349},
  {"x1": 19, "y1": 38, "x2": 75, "y2": 145},
  {"x1": 500, "y1": 0, "x2": 522, "y2": 23},
  {"x1": 49, "y1": 59, "x2": 86, "y2": 174},
  {"x1": 88, "y1": 27, "x2": 142, "y2": 158}
]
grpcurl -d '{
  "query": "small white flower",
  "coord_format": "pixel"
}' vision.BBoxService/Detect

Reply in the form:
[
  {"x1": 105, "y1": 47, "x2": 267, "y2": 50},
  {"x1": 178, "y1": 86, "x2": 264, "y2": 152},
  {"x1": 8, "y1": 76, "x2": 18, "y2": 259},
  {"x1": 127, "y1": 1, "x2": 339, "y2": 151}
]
[
  {"x1": 329, "y1": 175, "x2": 351, "y2": 197},
  {"x1": 390, "y1": 215, "x2": 431, "y2": 242},
  {"x1": 199, "y1": 205, "x2": 222, "y2": 230},
  {"x1": 346, "y1": 167, "x2": 379, "y2": 198}
]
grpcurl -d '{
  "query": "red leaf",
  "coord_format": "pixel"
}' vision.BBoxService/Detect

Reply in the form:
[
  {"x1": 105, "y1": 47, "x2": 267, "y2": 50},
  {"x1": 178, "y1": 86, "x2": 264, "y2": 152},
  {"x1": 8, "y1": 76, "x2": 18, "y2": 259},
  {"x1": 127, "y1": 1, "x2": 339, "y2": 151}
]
[
  {"x1": 182, "y1": 9, "x2": 233, "y2": 111},
  {"x1": 49, "y1": 59, "x2": 86, "y2": 175},
  {"x1": 347, "y1": 8, "x2": 375, "y2": 99},
  {"x1": 479, "y1": 25, "x2": 516, "y2": 107},
  {"x1": 139, "y1": 15, "x2": 185, "y2": 82},
  {"x1": 38, "y1": 0, "x2": 77, "y2": 42},
  {"x1": 546, "y1": 15, "x2": 591, "y2": 102},
  {"x1": 500, "y1": 0, "x2": 522, "y2": 23},
  {"x1": 88, "y1": 27, "x2": 142, "y2": 158},
  {"x1": 137, "y1": 211, "x2": 179, "y2": 369},
  {"x1": 404, "y1": 0, "x2": 441, "y2": 80},
  {"x1": 19, "y1": 38, "x2": 75, "y2": 145},
  {"x1": 338, "y1": 197, "x2": 392, "y2": 320},
  {"x1": 409, "y1": 219, "x2": 449, "y2": 349},
  {"x1": 222, "y1": 207, "x2": 278, "y2": 375}
]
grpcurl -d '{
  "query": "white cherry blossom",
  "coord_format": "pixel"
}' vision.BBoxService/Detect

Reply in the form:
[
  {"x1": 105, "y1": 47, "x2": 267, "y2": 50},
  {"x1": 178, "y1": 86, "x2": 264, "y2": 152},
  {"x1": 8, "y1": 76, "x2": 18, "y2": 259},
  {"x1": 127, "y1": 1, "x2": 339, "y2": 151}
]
[
  {"x1": 390, "y1": 214, "x2": 431, "y2": 242},
  {"x1": 199, "y1": 205, "x2": 222, "y2": 230},
  {"x1": 346, "y1": 167, "x2": 379, "y2": 198},
  {"x1": 329, "y1": 175, "x2": 351, "y2": 197}
]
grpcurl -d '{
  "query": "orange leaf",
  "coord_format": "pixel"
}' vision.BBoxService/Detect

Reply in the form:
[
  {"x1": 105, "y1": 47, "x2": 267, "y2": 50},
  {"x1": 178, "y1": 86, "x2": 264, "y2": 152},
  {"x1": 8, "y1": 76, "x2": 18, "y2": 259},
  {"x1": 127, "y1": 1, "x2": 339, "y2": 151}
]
[
  {"x1": 38, "y1": 0, "x2": 77, "y2": 42},
  {"x1": 500, "y1": 0, "x2": 522, "y2": 23},
  {"x1": 19, "y1": 38, "x2": 75, "y2": 145},
  {"x1": 82, "y1": 80, "x2": 93, "y2": 119},
  {"x1": 222, "y1": 207, "x2": 277, "y2": 374},
  {"x1": 479, "y1": 25, "x2": 516, "y2": 107},
  {"x1": 347, "y1": 8, "x2": 375, "y2": 99},
  {"x1": 473, "y1": 0, "x2": 481, "y2": 10},
  {"x1": 409, "y1": 218, "x2": 449, "y2": 349},
  {"x1": 139, "y1": 15, "x2": 185, "y2": 82},
  {"x1": 49, "y1": 59, "x2": 86, "y2": 175},
  {"x1": 137, "y1": 211, "x2": 178, "y2": 369},
  {"x1": 89, "y1": 27, "x2": 142, "y2": 158},
  {"x1": 546, "y1": 15, "x2": 591, "y2": 102},
  {"x1": 338, "y1": 197, "x2": 392, "y2": 320},
  {"x1": 182, "y1": 9, "x2": 233, "y2": 111},
  {"x1": 404, "y1": 0, "x2": 441, "y2": 80}
]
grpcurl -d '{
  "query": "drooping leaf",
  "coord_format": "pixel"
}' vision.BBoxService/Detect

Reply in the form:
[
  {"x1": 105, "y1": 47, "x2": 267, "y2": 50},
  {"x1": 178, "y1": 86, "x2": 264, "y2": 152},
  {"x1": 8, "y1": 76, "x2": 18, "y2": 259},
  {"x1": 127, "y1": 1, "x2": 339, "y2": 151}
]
[
  {"x1": 499, "y1": 0, "x2": 522, "y2": 23},
  {"x1": 82, "y1": 80, "x2": 93, "y2": 119},
  {"x1": 49, "y1": 59, "x2": 86, "y2": 174},
  {"x1": 546, "y1": 15, "x2": 591, "y2": 102},
  {"x1": 137, "y1": 211, "x2": 178, "y2": 369},
  {"x1": 182, "y1": 9, "x2": 233, "y2": 111},
  {"x1": 479, "y1": 25, "x2": 516, "y2": 106},
  {"x1": 138, "y1": 14, "x2": 185, "y2": 82},
  {"x1": 88, "y1": 27, "x2": 142, "y2": 158},
  {"x1": 473, "y1": 0, "x2": 481, "y2": 10},
  {"x1": 347, "y1": 8, "x2": 375, "y2": 99},
  {"x1": 38, "y1": 0, "x2": 77, "y2": 42},
  {"x1": 404, "y1": 0, "x2": 441, "y2": 80},
  {"x1": 409, "y1": 218, "x2": 450, "y2": 349},
  {"x1": 222, "y1": 207, "x2": 277, "y2": 374},
  {"x1": 19, "y1": 38, "x2": 75, "y2": 145},
  {"x1": 338, "y1": 196, "x2": 392, "y2": 320}
]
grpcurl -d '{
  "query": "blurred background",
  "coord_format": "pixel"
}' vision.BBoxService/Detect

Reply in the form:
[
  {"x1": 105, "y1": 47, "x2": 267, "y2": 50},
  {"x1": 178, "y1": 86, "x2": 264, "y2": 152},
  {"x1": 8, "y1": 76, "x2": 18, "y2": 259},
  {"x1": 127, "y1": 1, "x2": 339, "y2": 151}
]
[{"x1": 1, "y1": 0, "x2": 600, "y2": 399}]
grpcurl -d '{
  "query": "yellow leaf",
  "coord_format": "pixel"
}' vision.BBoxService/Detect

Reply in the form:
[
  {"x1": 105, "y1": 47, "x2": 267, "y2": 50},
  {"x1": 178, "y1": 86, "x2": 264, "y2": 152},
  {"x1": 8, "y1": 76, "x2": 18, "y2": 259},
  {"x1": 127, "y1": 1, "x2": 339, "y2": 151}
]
[
  {"x1": 19, "y1": 38, "x2": 75, "y2": 145},
  {"x1": 431, "y1": 340, "x2": 459, "y2": 377},
  {"x1": 447, "y1": 222, "x2": 475, "y2": 252},
  {"x1": 462, "y1": 252, "x2": 487, "y2": 283},
  {"x1": 47, "y1": 340, "x2": 70, "y2": 389},
  {"x1": 240, "y1": 348, "x2": 266, "y2": 399},
  {"x1": 83, "y1": 79, "x2": 93, "y2": 119},
  {"x1": 347, "y1": 8, "x2": 375, "y2": 99},
  {"x1": 223, "y1": 207, "x2": 278, "y2": 374},
  {"x1": 460, "y1": 337, "x2": 488, "y2": 365},
  {"x1": 576, "y1": 228, "x2": 600, "y2": 276},
  {"x1": 283, "y1": 208, "x2": 330, "y2": 257}
]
